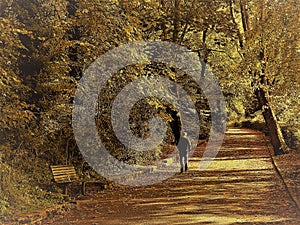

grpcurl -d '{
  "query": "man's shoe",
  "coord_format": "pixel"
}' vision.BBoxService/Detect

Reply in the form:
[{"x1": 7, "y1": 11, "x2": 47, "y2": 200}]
[
  {"x1": 180, "y1": 167, "x2": 184, "y2": 173},
  {"x1": 185, "y1": 164, "x2": 188, "y2": 171}
]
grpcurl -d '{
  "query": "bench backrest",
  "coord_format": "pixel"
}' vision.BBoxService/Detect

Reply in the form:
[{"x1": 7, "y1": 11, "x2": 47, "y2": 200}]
[{"x1": 50, "y1": 165, "x2": 79, "y2": 183}]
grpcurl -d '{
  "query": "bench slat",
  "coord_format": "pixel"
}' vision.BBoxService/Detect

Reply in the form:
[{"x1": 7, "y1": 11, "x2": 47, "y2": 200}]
[
  {"x1": 52, "y1": 168, "x2": 76, "y2": 170},
  {"x1": 51, "y1": 168, "x2": 75, "y2": 171},
  {"x1": 51, "y1": 168, "x2": 76, "y2": 172},
  {"x1": 51, "y1": 168, "x2": 76, "y2": 171},
  {"x1": 52, "y1": 172, "x2": 77, "y2": 176},
  {"x1": 51, "y1": 166, "x2": 76, "y2": 170},
  {"x1": 54, "y1": 178, "x2": 79, "y2": 183},
  {"x1": 51, "y1": 165, "x2": 74, "y2": 168},
  {"x1": 52, "y1": 171, "x2": 76, "y2": 175},
  {"x1": 50, "y1": 165, "x2": 80, "y2": 183},
  {"x1": 52, "y1": 171, "x2": 77, "y2": 175},
  {"x1": 52, "y1": 175, "x2": 77, "y2": 179}
]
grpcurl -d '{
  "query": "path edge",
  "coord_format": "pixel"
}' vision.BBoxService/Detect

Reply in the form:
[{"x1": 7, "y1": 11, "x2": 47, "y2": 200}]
[{"x1": 263, "y1": 134, "x2": 300, "y2": 213}]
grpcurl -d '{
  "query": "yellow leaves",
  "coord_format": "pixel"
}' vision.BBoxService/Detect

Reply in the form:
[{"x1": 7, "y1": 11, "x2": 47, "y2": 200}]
[
  {"x1": 12, "y1": 28, "x2": 32, "y2": 36},
  {"x1": 0, "y1": 17, "x2": 13, "y2": 30},
  {"x1": 0, "y1": 103, "x2": 35, "y2": 130},
  {"x1": 38, "y1": 36, "x2": 46, "y2": 41},
  {"x1": 81, "y1": 9, "x2": 89, "y2": 14},
  {"x1": 78, "y1": 42, "x2": 89, "y2": 47}
]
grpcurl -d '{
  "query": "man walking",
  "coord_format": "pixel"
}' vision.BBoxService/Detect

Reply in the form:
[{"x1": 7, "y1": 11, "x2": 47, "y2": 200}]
[{"x1": 177, "y1": 132, "x2": 191, "y2": 173}]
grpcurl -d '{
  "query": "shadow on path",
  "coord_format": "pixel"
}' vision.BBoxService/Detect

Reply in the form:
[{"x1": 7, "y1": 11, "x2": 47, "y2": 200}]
[{"x1": 43, "y1": 128, "x2": 300, "y2": 225}]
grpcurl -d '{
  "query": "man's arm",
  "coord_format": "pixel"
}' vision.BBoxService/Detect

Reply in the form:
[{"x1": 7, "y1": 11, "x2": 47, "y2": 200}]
[{"x1": 186, "y1": 137, "x2": 191, "y2": 152}]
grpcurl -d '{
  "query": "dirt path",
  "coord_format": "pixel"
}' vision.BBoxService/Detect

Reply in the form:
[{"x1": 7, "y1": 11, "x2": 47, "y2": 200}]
[{"x1": 43, "y1": 128, "x2": 300, "y2": 224}]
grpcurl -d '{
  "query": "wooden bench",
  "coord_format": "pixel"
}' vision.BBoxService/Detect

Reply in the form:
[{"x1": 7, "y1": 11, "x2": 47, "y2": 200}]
[{"x1": 50, "y1": 165, "x2": 86, "y2": 195}]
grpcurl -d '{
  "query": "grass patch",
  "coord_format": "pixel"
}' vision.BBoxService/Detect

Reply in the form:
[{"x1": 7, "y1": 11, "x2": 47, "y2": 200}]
[{"x1": 0, "y1": 162, "x2": 63, "y2": 220}]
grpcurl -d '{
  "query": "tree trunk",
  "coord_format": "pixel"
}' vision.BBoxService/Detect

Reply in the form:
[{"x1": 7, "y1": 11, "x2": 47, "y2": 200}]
[
  {"x1": 172, "y1": 0, "x2": 180, "y2": 42},
  {"x1": 239, "y1": 0, "x2": 250, "y2": 32},
  {"x1": 255, "y1": 88, "x2": 288, "y2": 155},
  {"x1": 201, "y1": 28, "x2": 208, "y2": 77},
  {"x1": 229, "y1": 0, "x2": 243, "y2": 48},
  {"x1": 167, "y1": 108, "x2": 181, "y2": 145},
  {"x1": 160, "y1": 0, "x2": 167, "y2": 40},
  {"x1": 239, "y1": 0, "x2": 288, "y2": 155}
]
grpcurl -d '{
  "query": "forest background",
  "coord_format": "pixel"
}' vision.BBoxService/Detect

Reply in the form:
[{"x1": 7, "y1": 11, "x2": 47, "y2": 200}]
[{"x1": 0, "y1": 0, "x2": 299, "y2": 216}]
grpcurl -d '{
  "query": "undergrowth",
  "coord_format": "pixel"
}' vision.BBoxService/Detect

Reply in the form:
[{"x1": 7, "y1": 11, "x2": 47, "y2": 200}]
[
  {"x1": 228, "y1": 116, "x2": 300, "y2": 152},
  {"x1": 0, "y1": 161, "x2": 63, "y2": 220}
]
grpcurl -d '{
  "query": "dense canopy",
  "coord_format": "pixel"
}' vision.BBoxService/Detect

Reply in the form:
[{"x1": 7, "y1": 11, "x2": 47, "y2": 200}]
[{"x1": 0, "y1": 0, "x2": 299, "y2": 215}]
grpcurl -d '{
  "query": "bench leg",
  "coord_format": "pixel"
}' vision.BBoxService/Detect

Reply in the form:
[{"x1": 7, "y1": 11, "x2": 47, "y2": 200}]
[
  {"x1": 63, "y1": 184, "x2": 68, "y2": 195},
  {"x1": 81, "y1": 182, "x2": 86, "y2": 195}
]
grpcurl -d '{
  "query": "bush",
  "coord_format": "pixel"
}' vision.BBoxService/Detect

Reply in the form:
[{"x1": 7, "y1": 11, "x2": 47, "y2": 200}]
[
  {"x1": 0, "y1": 161, "x2": 61, "y2": 218},
  {"x1": 281, "y1": 126, "x2": 300, "y2": 152}
]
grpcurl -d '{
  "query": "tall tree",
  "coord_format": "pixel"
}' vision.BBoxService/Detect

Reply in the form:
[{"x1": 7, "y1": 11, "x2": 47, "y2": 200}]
[
  {"x1": 0, "y1": 1, "x2": 35, "y2": 152},
  {"x1": 228, "y1": 0, "x2": 299, "y2": 154}
]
